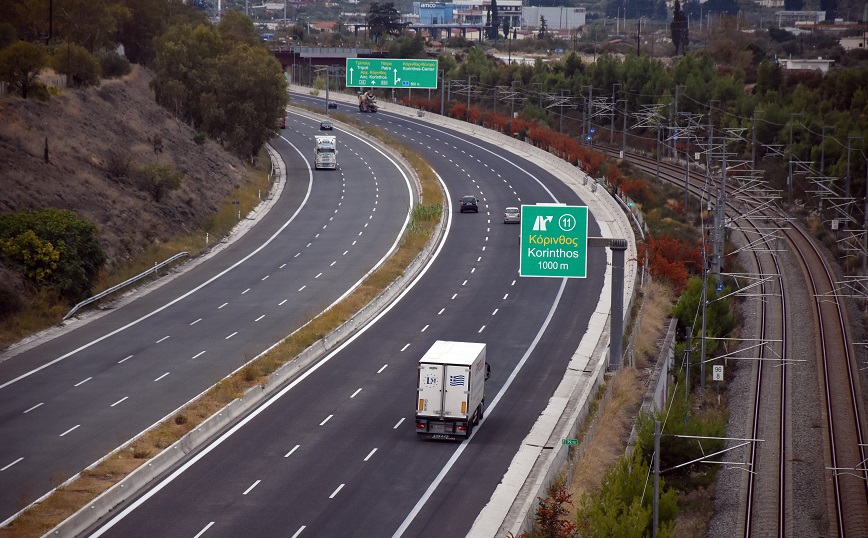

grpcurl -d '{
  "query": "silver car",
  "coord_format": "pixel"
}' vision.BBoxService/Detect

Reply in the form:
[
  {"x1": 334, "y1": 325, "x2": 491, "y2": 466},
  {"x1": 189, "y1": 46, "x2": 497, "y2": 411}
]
[{"x1": 503, "y1": 207, "x2": 520, "y2": 224}]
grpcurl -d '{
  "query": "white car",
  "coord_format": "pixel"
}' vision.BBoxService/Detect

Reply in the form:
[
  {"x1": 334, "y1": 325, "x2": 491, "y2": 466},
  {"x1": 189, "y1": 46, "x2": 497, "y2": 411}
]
[{"x1": 503, "y1": 207, "x2": 520, "y2": 224}]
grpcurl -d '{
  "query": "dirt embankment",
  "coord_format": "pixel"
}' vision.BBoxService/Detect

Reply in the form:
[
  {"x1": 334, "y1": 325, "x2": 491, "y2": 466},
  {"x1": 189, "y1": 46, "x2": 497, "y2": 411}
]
[{"x1": 0, "y1": 66, "x2": 251, "y2": 269}]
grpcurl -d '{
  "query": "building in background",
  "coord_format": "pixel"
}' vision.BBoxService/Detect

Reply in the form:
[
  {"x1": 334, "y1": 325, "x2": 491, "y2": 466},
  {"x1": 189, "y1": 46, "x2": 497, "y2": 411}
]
[
  {"x1": 416, "y1": 2, "x2": 455, "y2": 24},
  {"x1": 522, "y1": 6, "x2": 586, "y2": 30}
]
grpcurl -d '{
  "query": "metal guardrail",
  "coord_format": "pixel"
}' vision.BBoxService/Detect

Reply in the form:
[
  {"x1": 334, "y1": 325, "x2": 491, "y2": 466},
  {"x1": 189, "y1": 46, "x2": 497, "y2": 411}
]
[{"x1": 63, "y1": 252, "x2": 189, "y2": 320}]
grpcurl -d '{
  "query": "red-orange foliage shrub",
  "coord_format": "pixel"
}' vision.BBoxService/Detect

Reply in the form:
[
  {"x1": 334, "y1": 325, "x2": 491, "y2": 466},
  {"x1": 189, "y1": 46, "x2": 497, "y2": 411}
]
[
  {"x1": 449, "y1": 102, "x2": 466, "y2": 120},
  {"x1": 619, "y1": 176, "x2": 652, "y2": 205},
  {"x1": 638, "y1": 234, "x2": 702, "y2": 293},
  {"x1": 534, "y1": 481, "x2": 577, "y2": 538},
  {"x1": 403, "y1": 97, "x2": 440, "y2": 112}
]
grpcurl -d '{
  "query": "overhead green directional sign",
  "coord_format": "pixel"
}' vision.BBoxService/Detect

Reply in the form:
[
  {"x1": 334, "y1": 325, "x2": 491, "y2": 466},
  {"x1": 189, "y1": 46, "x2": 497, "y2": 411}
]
[
  {"x1": 345, "y1": 58, "x2": 438, "y2": 89},
  {"x1": 520, "y1": 204, "x2": 588, "y2": 278}
]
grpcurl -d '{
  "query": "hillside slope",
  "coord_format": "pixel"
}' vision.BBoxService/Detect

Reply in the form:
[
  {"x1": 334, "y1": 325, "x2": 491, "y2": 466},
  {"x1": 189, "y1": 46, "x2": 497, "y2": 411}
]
[{"x1": 0, "y1": 66, "x2": 253, "y2": 268}]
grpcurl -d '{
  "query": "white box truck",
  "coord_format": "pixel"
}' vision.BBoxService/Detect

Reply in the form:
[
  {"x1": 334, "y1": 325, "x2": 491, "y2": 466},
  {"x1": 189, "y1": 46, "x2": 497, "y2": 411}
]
[
  {"x1": 416, "y1": 341, "x2": 487, "y2": 440},
  {"x1": 314, "y1": 135, "x2": 337, "y2": 170}
]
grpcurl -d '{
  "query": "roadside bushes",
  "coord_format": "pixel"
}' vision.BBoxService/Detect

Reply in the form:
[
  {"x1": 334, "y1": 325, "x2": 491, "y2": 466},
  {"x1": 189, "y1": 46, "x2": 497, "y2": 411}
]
[
  {"x1": 0, "y1": 209, "x2": 106, "y2": 303},
  {"x1": 51, "y1": 42, "x2": 101, "y2": 88},
  {"x1": 133, "y1": 162, "x2": 184, "y2": 202},
  {"x1": 96, "y1": 50, "x2": 131, "y2": 78}
]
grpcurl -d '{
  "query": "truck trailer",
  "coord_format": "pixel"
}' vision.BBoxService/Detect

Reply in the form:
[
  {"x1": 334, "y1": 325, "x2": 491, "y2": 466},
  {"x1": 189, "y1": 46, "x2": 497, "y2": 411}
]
[
  {"x1": 416, "y1": 341, "x2": 487, "y2": 440},
  {"x1": 314, "y1": 135, "x2": 337, "y2": 170}
]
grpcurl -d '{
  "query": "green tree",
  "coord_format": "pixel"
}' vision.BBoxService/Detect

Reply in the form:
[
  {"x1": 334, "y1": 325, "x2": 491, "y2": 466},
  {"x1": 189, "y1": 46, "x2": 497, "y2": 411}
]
[
  {"x1": 51, "y1": 41, "x2": 101, "y2": 87},
  {"x1": 502, "y1": 16, "x2": 510, "y2": 40},
  {"x1": 388, "y1": 33, "x2": 425, "y2": 58},
  {"x1": 538, "y1": 15, "x2": 548, "y2": 39},
  {"x1": 114, "y1": 0, "x2": 205, "y2": 66},
  {"x1": 487, "y1": 0, "x2": 499, "y2": 40},
  {"x1": 753, "y1": 60, "x2": 784, "y2": 94},
  {"x1": 0, "y1": 209, "x2": 106, "y2": 302},
  {"x1": 134, "y1": 162, "x2": 183, "y2": 202},
  {"x1": 0, "y1": 40, "x2": 48, "y2": 98},
  {"x1": 671, "y1": 0, "x2": 688, "y2": 56},
  {"x1": 671, "y1": 276, "x2": 735, "y2": 354},
  {"x1": 577, "y1": 448, "x2": 678, "y2": 537},
  {"x1": 0, "y1": 21, "x2": 17, "y2": 49},
  {"x1": 0, "y1": 230, "x2": 60, "y2": 285},
  {"x1": 55, "y1": 0, "x2": 130, "y2": 52},
  {"x1": 366, "y1": 2, "x2": 406, "y2": 43},
  {"x1": 217, "y1": 9, "x2": 258, "y2": 46},
  {"x1": 209, "y1": 44, "x2": 289, "y2": 158}
]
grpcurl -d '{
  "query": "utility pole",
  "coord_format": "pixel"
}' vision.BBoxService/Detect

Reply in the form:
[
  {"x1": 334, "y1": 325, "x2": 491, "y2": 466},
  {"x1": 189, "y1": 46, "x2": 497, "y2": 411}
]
[
  {"x1": 685, "y1": 326, "x2": 692, "y2": 401},
  {"x1": 621, "y1": 99, "x2": 627, "y2": 157},
  {"x1": 587, "y1": 85, "x2": 593, "y2": 144},
  {"x1": 673, "y1": 85, "x2": 681, "y2": 160},
  {"x1": 653, "y1": 421, "x2": 660, "y2": 538},
  {"x1": 788, "y1": 113, "x2": 800, "y2": 207},
  {"x1": 440, "y1": 70, "x2": 445, "y2": 116},
  {"x1": 611, "y1": 83, "x2": 621, "y2": 145},
  {"x1": 750, "y1": 110, "x2": 761, "y2": 169},
  {"x1": 700, "y1": 264, "x2": 708, "y2": 396},
  {"x1": 511, "y1": 80, "x2": 518, "y2": 119},
  {"x1": 846, "y1": 137, "x2": 862, "y2": 200},
  {"x1": 820, "y1": 125, "x2": 834, "y2": 177}
]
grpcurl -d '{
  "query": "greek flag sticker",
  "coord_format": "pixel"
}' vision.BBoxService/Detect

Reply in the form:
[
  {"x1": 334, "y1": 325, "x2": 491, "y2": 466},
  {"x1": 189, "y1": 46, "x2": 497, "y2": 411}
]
[{"x1": 449, "y1": 375, "x2": 465, "y2": 386}]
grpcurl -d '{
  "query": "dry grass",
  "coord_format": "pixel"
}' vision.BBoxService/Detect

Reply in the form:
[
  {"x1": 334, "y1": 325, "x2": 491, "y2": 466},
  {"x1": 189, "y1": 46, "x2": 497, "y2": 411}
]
[
  {"x1": 0, "y1": 113, "x2": 442, "y2": 538},
  {"x1": 0, "y1": 161, "x2": 271, "y2": 350},
  {"x1": 0, "y1": 290, "x2": 68, "y2": 348},
  {"x1": 566, "y1": 369, "x2": 645, "y2": 522},
  {"x1": 633, "y1": 281, "x2": 676, "y2": 368},
  {"x1": 565, "y1": 280, "x2": 676, "y2": 522}
]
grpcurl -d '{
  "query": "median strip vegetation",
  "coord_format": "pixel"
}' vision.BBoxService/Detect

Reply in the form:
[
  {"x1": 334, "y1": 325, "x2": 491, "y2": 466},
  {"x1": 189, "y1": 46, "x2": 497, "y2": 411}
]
[{"x1": 0, "y1": 115, "x2": 442, "y2": 538}]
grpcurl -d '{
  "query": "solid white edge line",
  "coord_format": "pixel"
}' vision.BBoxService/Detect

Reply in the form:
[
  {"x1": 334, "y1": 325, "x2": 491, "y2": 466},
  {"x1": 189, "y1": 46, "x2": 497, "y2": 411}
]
[
  {"x1": 89, "y1": 170, "x2": 451, "y2": 536},
  {"x1": 391, "y1": 278, "x2": 568, "y2": 538}
]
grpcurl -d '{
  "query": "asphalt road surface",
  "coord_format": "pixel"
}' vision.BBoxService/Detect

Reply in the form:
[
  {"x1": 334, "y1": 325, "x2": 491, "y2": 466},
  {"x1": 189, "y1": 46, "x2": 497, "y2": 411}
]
[
  {"x1": 86, "y1": 101, "x2": 606, "y2": 537},
  {"x1": 0, "y1": 116, "x2": 413, "y2": 523}
]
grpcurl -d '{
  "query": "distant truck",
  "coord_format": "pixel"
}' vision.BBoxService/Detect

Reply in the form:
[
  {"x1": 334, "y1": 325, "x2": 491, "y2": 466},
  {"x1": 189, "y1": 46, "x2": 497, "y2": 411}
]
[
  {"x1": 358, "y1": 90, "x2": 378, "y2": 113},
  {"x1": 416, "y1": 341, "x2": 488, "y2": 440},
  {"x1": 314, "y1": 135, "x2": 337, "y2": 169}
]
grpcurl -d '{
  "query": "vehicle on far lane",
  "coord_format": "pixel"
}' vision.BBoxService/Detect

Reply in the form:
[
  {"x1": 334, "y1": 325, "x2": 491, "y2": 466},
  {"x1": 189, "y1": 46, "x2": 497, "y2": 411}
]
[
  {"x1": 459, "y1": 196, "x2": 479, "y2": 213},
  {"x1": 503, "y1": 207, "x2": 520, "y2": 223},
  {"x1": 328, "y1": 100, "x2": 338, "y2": 109},
  {"x1": 320, "y1": 120, "x2": 333, "y2": 130}
]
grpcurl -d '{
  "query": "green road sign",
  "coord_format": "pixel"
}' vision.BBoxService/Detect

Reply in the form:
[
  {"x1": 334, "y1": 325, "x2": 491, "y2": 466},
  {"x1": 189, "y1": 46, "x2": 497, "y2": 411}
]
[
  {"x1": 345, "y1": 58, "x2": 438, "y2": 89},
  {"x1": 562, "y1": 439, "x2": 578, "y2": 445},
  {"x1": 520, "y1": 204, "x2": 588, "y2": 278}
]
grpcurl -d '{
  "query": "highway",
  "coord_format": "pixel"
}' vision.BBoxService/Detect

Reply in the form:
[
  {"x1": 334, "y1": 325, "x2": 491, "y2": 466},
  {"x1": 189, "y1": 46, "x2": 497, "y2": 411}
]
[
  {"x1": 0, "y1": 118, "x2": 413, "y2": 524},
  {"x1": 86, "y1": 98, "x2": 607, "y2": 537}
]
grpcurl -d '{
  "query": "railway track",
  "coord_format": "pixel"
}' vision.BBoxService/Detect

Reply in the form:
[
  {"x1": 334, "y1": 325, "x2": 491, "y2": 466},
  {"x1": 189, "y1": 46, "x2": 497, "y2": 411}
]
[{"x1": 609, "y1": 148, "x2": 868, "y2": 536}]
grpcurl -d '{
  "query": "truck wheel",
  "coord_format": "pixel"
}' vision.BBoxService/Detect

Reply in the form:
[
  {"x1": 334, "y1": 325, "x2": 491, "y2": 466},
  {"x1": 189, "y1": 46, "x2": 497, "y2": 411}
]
[
  {"x1": 466, "y1": 420, "x2": 474, "y2": 437},
  {"x1": 475, "y1": 401, "x2": 483, "y2": 424}
]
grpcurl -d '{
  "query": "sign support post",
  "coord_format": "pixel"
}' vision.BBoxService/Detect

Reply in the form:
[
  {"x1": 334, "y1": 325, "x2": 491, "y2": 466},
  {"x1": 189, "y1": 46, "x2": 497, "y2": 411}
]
[{"x1": 519, "y1": 203, "x2": 627, "y2": 369}]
